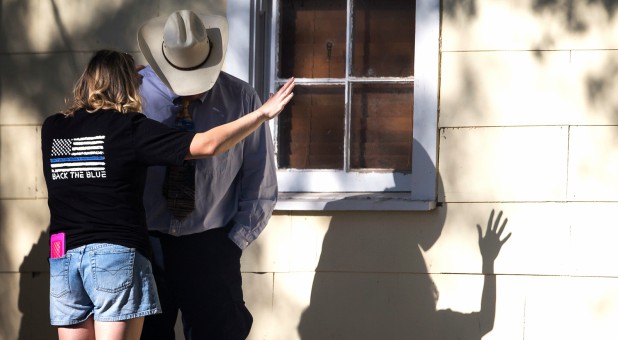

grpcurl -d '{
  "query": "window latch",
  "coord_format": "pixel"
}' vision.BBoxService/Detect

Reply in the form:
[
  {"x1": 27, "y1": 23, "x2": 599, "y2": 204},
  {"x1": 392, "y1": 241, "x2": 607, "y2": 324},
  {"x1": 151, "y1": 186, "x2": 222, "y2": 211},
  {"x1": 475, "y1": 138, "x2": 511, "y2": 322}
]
[{"x1": 326, "y1": 41, "x2": 333, "y2": 61}]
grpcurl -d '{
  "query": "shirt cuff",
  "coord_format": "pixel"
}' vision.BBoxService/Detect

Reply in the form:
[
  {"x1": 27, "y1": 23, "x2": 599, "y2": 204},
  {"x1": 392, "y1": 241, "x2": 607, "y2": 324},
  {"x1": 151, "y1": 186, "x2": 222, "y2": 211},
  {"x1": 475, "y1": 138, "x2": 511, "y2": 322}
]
[{"x1": 228, "y1": 226, "x2": 251, "y2": 250}]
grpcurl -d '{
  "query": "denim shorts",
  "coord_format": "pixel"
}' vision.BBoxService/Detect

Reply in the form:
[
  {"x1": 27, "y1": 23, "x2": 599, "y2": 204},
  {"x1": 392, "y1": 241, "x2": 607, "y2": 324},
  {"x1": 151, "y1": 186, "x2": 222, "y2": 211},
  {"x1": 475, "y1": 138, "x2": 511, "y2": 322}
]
[{"x1": 49, "y1": 243, "x2": 161, "y2": 326}]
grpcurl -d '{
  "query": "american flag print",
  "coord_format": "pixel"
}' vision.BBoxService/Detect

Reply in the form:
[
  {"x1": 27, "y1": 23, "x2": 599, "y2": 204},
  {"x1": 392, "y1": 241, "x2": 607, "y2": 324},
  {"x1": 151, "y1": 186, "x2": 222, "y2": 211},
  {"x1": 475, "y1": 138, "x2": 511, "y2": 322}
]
[{"x1": 49, "y1": 135, "x2": 107, "y2": 180}]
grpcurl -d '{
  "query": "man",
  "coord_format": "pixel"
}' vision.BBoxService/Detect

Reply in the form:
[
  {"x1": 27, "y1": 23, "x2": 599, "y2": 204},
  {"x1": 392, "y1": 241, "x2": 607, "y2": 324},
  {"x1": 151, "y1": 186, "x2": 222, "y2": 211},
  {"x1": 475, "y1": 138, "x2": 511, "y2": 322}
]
[{"x1": 137, "y1": 10, "x2": 278, "y2": 340}]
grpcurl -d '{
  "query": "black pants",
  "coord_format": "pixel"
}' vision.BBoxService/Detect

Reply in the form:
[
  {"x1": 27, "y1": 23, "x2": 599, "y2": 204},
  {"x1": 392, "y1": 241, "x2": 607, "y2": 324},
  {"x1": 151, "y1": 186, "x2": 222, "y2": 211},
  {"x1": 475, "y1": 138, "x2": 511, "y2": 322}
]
[{"x1": 141, "y1": 226, "x2": 253, "y2": 340}]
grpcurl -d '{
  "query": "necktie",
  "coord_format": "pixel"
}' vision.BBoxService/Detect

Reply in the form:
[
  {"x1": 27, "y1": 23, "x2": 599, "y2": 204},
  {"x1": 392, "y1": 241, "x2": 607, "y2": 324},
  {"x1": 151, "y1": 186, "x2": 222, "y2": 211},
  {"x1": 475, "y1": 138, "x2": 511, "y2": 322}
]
[{"x1": 164, "y1": 97, "x2": 196, "y2": 220}]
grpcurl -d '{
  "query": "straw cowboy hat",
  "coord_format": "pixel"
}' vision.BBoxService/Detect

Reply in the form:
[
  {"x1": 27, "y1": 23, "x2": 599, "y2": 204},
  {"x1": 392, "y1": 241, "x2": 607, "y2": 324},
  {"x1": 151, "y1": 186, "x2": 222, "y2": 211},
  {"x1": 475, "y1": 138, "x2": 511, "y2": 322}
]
[{"x1": 138, "y1": 10, "x2": 228, "y2": 96}]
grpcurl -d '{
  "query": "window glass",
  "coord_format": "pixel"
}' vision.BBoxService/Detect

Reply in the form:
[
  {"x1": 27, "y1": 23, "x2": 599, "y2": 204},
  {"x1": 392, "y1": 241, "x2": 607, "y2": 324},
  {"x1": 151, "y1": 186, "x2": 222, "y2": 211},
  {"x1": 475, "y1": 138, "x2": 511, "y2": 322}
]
[
  {"x1": 278, "y1": 86, "x2": 345, "y2": 169},
  {"x1": 279, "y1": 0, "x2": 346, "y2": 78},
  {"x1": 276, "y1": 0, "x2": 416, "y2": 173},
  {"x1": 352, "y1": 0, "x2": 415, "y2": 77},
  {"x1": 350, "y1": 83, "x2": 413, "y2": 171}
]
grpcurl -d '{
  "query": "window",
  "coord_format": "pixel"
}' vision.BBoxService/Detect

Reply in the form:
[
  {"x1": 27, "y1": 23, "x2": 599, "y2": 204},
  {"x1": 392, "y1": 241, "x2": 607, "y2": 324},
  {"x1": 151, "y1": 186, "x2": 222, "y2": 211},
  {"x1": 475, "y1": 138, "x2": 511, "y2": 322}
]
[{"x1": 264, "y1": 0, "x2": 439, "y2": 210}]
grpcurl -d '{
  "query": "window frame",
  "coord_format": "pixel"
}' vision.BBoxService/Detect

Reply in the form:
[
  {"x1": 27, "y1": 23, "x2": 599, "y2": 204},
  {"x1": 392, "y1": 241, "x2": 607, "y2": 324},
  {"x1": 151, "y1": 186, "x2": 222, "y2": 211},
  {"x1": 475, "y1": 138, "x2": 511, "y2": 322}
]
[{"x1": 262, "y1": 0, "x2": 440, "y2": 211}]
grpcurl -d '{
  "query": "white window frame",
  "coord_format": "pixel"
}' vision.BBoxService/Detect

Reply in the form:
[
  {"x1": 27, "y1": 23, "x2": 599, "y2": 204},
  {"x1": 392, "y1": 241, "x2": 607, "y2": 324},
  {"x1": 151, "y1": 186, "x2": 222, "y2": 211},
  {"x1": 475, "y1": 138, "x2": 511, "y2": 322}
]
[{"x1": 236, "y1": 0, "x2": 439, "y2": 210}]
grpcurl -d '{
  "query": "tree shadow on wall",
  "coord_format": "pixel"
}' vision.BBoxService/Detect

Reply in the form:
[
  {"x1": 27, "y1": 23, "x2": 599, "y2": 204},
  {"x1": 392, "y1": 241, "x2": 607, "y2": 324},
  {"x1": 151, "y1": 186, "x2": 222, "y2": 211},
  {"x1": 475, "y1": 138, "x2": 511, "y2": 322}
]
[
  {"x1": 0, "y1": 0, "x2": 151, "y2": 124},
  {"x1": 17, "y1": 228, "x2": 56, "y2": 339},
  {"x1": 532, "y1": 0, "x2": 618, "y2": 31},
  {"x1": 443, "y1": 0, "x2": 477, "y2": 19},
  {"x1": 443, "y1": 0, "x2": 618, "y2": 26}
]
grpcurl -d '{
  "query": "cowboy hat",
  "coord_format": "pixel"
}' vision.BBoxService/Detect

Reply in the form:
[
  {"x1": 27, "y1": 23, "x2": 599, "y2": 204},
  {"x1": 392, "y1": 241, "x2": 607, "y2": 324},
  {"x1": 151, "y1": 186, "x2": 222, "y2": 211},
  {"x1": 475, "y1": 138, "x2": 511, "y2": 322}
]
[{"x1": 138, "y1": 10, "x2": 228, "y2": 95}]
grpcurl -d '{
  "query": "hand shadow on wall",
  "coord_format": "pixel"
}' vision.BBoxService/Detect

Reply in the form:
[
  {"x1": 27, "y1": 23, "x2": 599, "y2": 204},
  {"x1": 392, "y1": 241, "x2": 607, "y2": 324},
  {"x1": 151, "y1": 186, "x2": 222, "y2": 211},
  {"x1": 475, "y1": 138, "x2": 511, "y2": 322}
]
[
  {"x1": 297, "y1": 146, "x2": 511, "y2": 339},
  {"x1": 434, "y1": 210, "x2": 511, "y2": 340},
  {"x1": 17, "y1": 227, "x2": 56, "y2": 339}
]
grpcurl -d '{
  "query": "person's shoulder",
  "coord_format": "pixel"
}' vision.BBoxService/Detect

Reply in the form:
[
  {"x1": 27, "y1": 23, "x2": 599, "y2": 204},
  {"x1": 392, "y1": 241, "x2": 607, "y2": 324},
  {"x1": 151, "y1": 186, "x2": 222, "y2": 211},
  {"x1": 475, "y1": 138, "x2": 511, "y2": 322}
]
[
  {"x1": 139, "y1": 65, "x2": 157, "y2": 79},
  {"x1": 95, "y1": 109, "x2": 128, "y2": 118},
  {"x1": 94, "y1": 111, "x2": 154, "y2": 136},
  {"x1": 124, "y1": 110, "x2": 145, "y2": 117},
  {"x1": 43, "y1": 112, "x2": 65, "y2": 122},
  {"x1": 88, "y1": 110, "x2": 144, "y2": 126},
  {"x1": 218, "y1": 71, "x2": 247, "y2": 84},
  {"x1": 139, "y1": 66, "x2": 161, "y2": 86},
  {"x1": 124, "y1": 111, "x2": 162, "y2": 129},
  {"x1": 113, "y1": 110, "x2": 147, "y2": 123},
  {"x1": 42, "y1": 112, "x2": 70, "y2": 129},
  {"x1": 217, "y1": 72, "x2": 257, "y2": 94},
  {"x1": 139, "y1": 65, "x2": 176, "y2": 99}
]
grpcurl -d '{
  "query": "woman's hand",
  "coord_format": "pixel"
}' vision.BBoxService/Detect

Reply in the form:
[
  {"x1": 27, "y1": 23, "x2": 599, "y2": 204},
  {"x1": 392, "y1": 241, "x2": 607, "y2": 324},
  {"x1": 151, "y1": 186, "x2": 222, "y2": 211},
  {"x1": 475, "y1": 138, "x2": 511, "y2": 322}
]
[
  {"x1": 258, "y1": 78, "x2": 295, "y2": 120},
  {"x1": 187, "y1": 77, "x2": 296, "y2": 159}
]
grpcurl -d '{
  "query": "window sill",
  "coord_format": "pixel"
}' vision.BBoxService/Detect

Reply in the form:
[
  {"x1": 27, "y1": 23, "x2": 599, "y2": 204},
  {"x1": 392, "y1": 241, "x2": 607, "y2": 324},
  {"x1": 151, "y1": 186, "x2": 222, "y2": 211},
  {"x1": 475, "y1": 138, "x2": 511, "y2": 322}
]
[{"x1": 275, "y1": 192, "x2": 436, "y2": 211}]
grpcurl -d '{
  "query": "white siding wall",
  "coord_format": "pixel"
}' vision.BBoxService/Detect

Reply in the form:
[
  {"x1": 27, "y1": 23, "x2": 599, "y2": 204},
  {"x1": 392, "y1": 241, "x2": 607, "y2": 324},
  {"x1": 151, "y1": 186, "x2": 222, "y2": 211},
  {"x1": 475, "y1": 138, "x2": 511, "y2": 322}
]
[{"x1": 3, "y1": 0, "x2": 618, "y2": 339}]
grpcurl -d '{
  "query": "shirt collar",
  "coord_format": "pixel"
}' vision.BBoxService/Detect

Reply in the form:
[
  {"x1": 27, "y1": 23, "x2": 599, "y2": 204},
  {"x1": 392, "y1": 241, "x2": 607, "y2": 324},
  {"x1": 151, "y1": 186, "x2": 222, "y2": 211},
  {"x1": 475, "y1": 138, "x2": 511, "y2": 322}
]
[{"x1": 172, "y1": 91, "x2": 208, "y2": 105}]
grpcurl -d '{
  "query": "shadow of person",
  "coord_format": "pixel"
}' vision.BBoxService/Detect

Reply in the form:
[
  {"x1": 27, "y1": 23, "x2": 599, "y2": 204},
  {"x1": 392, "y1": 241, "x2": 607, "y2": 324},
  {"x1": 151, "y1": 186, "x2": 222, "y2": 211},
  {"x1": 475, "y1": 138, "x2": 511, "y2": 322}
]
[
  {"x1": 297, "y1": 203, "x2": 447, "y2": 339},
  {"x1": 297, "y1": 201, "x2": 512, "y2": 340},
  {"x1": 17, "y1": 227, "x2": 56, "y2": 339},
  {"x1": 297, "y1": 135, "x2": 511, "y2": 339},
  {"x1": 297, "y1": 138, "x2": 447, "y2": 339}
]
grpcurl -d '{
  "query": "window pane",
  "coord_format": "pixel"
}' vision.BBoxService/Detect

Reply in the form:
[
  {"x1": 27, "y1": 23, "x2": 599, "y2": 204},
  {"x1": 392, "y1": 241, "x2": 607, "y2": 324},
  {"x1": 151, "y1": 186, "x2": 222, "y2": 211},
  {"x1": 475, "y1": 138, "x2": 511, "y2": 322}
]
[
  {"x1": 350, "y1": 83, "x2": 413, "y2": 171},
  {"x1": 278, "y1": 86, "x2": 345, "y2": 169},
  {"x1": 279, "y1": 0, "x2": 347, "y2": 78},
  {"x1": 352, "y1": 0, "x2": 415, "y2": 77}
]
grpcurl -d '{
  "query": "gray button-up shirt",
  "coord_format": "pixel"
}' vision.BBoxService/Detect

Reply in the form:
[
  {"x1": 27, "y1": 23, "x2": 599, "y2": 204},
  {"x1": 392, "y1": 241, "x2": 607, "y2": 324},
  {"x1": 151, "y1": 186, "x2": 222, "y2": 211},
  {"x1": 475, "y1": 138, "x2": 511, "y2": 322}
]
[{"x1": 139, "y1": 66, "x2": 277, "y2": 249}]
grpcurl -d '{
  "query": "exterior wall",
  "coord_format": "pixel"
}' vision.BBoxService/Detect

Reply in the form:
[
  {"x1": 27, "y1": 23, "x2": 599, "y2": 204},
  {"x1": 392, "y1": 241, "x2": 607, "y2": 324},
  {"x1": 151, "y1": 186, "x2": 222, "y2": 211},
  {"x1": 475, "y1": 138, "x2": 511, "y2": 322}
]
[
  {"x1": 2, "y1": 1, "x2": 618, "y2": 340},
  {"x1": 435, "y1": 1, "x2": 618, "y2": 339},
  {"x1": 0, "y1": 1, "x2": 225, "y2": 339}
]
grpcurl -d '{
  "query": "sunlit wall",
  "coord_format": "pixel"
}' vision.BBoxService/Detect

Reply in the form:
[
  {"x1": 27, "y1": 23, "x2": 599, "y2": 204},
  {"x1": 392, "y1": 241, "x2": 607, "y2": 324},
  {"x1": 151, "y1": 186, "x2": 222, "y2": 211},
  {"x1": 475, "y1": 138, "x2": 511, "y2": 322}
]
[{"x1": 3, "y1": 0, "x2": 618, "y2": 340}]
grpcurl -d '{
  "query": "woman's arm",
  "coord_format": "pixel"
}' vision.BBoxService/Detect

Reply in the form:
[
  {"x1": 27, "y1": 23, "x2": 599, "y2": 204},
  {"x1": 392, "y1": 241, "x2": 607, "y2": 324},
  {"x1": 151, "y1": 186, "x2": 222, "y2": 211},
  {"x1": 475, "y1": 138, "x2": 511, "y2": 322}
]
[{"x1": 186, "y1": 78, "x2": 294, "y2": 159}]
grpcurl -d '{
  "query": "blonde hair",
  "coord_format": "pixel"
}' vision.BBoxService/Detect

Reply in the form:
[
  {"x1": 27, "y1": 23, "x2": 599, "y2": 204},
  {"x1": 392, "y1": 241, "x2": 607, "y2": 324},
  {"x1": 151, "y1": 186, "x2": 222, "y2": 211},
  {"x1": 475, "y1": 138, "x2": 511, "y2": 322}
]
[{"x1": 64, "y1": 49, "x2": 142, "y2": 116}]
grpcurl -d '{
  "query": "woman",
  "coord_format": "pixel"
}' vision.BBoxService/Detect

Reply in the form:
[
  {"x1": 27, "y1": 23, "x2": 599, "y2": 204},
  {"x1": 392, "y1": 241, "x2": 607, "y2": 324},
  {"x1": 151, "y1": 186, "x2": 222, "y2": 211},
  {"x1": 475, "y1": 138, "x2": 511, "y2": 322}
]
[{"x1": 41, "y1": 49, "x2": 294, "y2": 340}]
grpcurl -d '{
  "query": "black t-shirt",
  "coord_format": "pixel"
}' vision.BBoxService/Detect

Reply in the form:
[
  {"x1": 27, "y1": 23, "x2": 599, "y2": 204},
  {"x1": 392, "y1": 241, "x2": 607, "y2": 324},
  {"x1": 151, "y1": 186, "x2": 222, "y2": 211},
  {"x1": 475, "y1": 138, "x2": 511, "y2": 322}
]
[{"x1": 41, "y1": 108, "x2": 196, "y2": 257}]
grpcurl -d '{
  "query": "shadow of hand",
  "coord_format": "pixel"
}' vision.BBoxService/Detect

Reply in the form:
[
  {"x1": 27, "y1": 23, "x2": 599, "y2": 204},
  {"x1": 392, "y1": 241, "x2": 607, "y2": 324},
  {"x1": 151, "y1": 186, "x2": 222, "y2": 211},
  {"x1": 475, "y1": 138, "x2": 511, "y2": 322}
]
[{"x1": 477, "y1": 210, "x2": 511, "y2": 264}]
